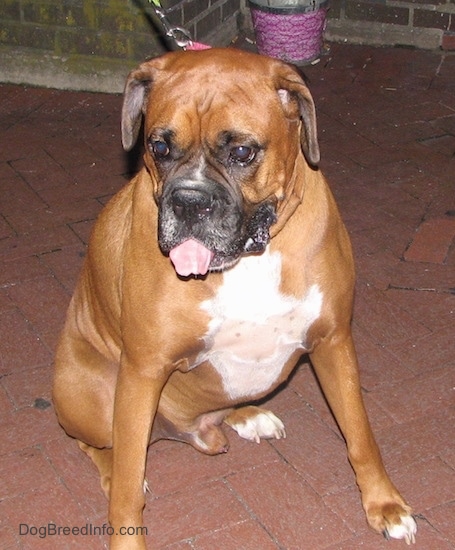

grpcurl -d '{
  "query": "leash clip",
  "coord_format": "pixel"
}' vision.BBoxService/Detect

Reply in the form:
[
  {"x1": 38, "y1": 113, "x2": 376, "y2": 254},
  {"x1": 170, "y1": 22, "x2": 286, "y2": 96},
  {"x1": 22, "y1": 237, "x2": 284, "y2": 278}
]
[{"x1": 149, "y1": 5, "x2": 193, "y2": 50}]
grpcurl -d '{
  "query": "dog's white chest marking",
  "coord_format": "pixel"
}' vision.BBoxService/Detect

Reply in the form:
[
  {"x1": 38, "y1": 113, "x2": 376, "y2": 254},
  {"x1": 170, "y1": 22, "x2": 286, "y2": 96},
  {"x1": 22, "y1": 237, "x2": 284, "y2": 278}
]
[{"x1": 196, "y1": 249, "x2": 323, "y2": 399}]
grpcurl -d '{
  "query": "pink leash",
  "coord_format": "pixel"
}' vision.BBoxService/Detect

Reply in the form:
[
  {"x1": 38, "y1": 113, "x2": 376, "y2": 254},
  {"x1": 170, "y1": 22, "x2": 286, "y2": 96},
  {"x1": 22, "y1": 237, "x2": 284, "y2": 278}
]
[{"x1": 185, "y1": 41, "x2": 212, "y2": 50}]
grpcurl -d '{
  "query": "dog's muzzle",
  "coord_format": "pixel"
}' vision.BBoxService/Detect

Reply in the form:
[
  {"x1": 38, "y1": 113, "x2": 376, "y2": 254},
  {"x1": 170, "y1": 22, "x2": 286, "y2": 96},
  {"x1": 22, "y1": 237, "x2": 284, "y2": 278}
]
[{"x1": 158, "y1": 179, "x2": 277, "y2": 277}]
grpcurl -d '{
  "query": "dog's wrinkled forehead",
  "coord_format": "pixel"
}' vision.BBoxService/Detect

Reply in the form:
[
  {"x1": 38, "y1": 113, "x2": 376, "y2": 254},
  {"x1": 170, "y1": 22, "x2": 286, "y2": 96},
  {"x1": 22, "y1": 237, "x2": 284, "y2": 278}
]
[{"x1": 146, "y1": 63, "x2": 288, "y2": 147}]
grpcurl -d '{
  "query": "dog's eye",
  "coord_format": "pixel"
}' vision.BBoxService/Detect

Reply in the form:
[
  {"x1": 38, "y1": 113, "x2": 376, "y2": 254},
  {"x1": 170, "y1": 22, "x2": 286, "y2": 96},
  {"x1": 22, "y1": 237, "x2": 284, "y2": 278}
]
[
  {"x1": 230, "y1": 146, "x2": 255, "y2": 165},
  {"x1": 150, "y1": 140, "x2": 170, "y2": 158}
]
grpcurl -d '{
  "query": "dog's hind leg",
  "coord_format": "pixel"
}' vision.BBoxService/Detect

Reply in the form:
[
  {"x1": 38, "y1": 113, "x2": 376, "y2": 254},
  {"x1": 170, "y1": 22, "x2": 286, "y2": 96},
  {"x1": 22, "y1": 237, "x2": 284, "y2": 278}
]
[
  {"x1": 53, "y1": 326, "x2": 117, "y2": 448},
  {"x1": 224, "y1": 405, "x2": 286, "y2": 443},
  {"x1": 78, "y1": 442, "x2": 113, "y2": 498},
  {"x1": 152, "y1": 409, "x2": 231, "y2": 455}
]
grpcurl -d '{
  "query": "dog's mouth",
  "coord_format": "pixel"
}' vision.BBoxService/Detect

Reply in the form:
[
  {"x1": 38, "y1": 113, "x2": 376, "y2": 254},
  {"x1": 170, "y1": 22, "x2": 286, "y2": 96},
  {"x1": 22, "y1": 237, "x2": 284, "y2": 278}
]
[{"x1": 167, "y1": 202, "x2": 277, "y2": 277}]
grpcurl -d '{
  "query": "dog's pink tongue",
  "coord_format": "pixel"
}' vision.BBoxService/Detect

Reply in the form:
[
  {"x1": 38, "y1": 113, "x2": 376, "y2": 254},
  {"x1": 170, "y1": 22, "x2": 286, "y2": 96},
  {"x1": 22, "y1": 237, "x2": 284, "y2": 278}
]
[{"x1": 169, "y1": 239, "x2": 214, "y2": 277}]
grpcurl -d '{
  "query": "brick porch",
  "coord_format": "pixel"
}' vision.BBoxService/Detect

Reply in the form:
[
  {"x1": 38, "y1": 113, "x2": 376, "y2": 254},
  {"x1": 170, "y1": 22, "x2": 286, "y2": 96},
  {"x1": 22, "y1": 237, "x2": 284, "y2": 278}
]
[{"x1": 0, "y1": 41, "x2": 454, "y2": 549}]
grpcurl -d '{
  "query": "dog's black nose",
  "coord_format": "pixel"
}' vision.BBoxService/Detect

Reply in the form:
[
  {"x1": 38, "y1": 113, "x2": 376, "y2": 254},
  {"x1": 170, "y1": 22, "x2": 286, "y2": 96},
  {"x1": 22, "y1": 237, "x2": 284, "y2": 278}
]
[{"x1": 171, "y1": 188, "x2": 214, "y2": 221}]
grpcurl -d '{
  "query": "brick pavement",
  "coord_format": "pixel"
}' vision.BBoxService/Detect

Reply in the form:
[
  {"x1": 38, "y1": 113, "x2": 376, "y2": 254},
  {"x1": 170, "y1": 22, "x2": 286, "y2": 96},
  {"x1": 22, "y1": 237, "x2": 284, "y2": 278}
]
[{"x1": 0, "y1": 43, "x2": 454, "y2": 549}]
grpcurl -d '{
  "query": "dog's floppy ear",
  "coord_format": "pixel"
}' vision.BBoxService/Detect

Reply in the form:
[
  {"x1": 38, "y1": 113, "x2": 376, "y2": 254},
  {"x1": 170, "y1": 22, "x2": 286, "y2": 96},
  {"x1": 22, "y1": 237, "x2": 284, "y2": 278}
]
[
  {"x1": 121, "y1": 63, "x2": 156, "y2": 151},
  {"x1": 275, "y1": 68, "x2": 320, "y2": 166}
]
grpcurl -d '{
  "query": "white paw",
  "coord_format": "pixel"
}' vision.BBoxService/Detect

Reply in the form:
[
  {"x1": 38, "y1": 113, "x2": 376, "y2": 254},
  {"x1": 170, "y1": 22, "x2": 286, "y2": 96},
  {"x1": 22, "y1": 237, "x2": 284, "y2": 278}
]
[
  {"x1": 385, "y1": 515, "x2": 417, "y2": 545},
  {"x1": 228, "y1": 410, "x2": 286, "y2": 444}
]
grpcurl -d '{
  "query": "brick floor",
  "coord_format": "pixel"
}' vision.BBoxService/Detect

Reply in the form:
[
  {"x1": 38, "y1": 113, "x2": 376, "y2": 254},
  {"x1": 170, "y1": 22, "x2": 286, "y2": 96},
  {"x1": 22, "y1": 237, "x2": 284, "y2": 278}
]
[{"x1": 0, "y1": 41, "x2": 454, "y2": 549}]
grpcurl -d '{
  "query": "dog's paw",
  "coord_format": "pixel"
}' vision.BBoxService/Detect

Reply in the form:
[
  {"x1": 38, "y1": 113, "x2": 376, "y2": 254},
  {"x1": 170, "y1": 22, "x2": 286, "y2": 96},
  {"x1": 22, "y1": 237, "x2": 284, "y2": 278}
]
[
  {"x1": 226, "y1": 408, "x2": 286, "y2": 444},
  {"x1": 367, "y1": 501, "x2": 417, "y2": 545},
  {"x1": 383, "y1": 515, "x2": 417, "y2": 545}
]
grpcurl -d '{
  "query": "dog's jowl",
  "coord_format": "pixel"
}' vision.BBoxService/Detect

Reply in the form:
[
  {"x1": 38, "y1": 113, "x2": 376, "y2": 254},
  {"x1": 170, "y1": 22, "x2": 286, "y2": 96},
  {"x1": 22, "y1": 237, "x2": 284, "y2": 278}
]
[{"x1": 53, "y1": 48, "x2": 417, "y2": 549}]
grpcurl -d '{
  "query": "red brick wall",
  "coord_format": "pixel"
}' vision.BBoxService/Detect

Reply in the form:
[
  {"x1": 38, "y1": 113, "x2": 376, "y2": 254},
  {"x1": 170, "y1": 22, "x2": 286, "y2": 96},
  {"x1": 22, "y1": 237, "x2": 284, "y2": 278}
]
[
  {"x1": 0, "y1": 0, "x2": 453, "y2": 63},
  {"x1": 327, "y1": 0, "x2": 455, "y2": 50},
  {"x1": 0, "y1": 0, "x2": 241, "y2": 61}
]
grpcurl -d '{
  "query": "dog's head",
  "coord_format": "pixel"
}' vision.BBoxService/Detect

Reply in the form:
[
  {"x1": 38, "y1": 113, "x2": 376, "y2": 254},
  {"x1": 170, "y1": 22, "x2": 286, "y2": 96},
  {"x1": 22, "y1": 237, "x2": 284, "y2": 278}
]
[{"x1": 121, "y1": 48, "x2": 319, "y2": 277}]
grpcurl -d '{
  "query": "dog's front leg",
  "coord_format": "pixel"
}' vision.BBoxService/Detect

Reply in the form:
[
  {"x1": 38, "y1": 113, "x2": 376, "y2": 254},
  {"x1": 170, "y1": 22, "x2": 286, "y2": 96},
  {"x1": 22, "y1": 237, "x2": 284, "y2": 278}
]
[
  {"x1": 310, "y1": 332, "x2": 417, "y2": 543},
  {"x1": 109, "y1": 357, "x2": 168, "y2": 550}
]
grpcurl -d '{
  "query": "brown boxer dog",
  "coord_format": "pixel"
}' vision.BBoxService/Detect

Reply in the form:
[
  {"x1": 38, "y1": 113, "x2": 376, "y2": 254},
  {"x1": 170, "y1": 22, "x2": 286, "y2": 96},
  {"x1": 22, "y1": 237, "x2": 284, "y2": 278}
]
[{"x1": 53, "y1": 48, "x2": 417, "y2": 548}]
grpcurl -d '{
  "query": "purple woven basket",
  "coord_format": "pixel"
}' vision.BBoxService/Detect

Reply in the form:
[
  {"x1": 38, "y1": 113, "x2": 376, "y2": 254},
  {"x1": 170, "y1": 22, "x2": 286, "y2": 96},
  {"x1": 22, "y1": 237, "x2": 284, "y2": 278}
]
[{"x1": 249, "y1": 0, "x2": 328, "y2": 64}]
